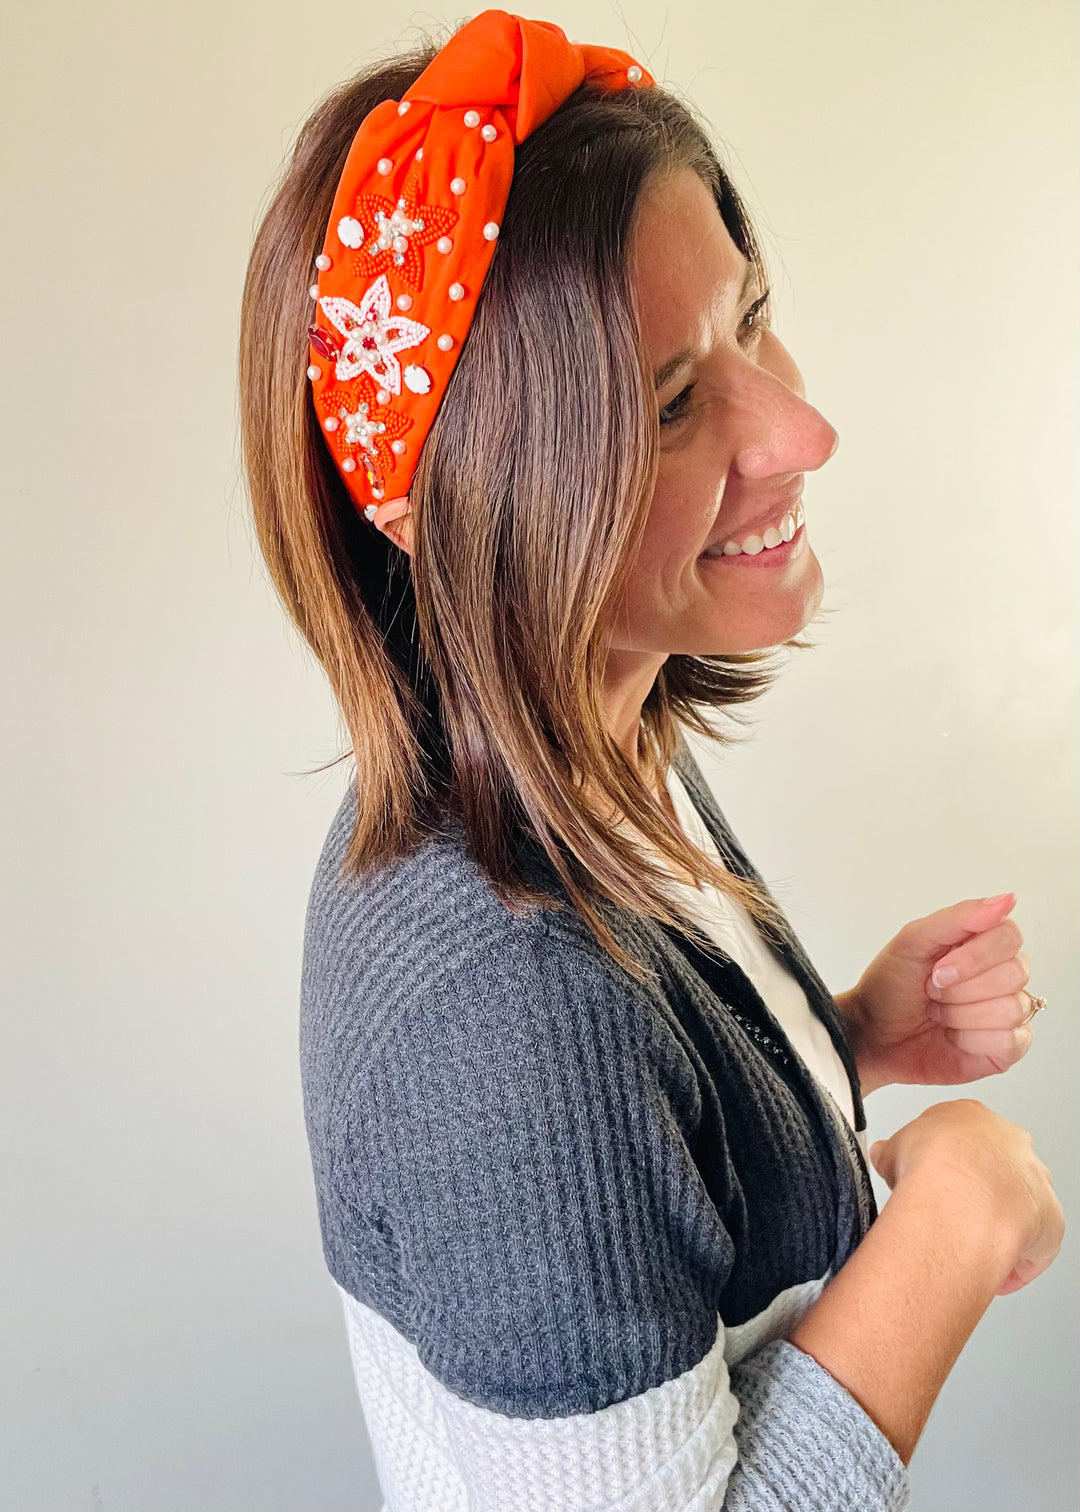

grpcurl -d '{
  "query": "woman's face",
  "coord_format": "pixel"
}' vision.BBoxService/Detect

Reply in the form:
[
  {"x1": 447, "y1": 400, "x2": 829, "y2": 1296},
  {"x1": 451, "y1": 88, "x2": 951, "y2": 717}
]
[{"x1": 611, "y1": 167, "x2": 838, "y2": 663}]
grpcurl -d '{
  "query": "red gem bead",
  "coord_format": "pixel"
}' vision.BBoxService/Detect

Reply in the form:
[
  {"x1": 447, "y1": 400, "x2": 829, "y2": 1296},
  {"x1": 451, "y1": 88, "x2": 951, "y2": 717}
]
[
  {"x1": 359, "y1": 452, "x2": 385, "y2": 495},
  {"x1": 307, "y1": 324, "x2": 341, "y2": 362}
]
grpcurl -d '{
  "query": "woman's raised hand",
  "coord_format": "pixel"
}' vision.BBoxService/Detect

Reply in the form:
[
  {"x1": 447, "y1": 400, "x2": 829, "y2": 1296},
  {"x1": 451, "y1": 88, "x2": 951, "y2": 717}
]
[{"x1": 870, "y1": 1099, "x2": 1065, "y2": 1296}]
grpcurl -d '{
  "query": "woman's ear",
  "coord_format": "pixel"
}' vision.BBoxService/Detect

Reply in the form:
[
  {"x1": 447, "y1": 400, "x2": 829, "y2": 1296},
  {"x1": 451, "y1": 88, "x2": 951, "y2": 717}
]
[
  {"x1": 379, "y1": 512, "x2": 414, "y2": 555},
  {"x1": 370, "y1": 495, "x2": 413, "y2": 555}
]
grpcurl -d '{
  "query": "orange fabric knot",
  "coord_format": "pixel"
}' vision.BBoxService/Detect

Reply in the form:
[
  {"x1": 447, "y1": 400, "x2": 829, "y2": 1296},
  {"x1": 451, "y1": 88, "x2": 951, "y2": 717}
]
[{"x1": 306, "y1": 8, "x2": 654, "y2": 519}]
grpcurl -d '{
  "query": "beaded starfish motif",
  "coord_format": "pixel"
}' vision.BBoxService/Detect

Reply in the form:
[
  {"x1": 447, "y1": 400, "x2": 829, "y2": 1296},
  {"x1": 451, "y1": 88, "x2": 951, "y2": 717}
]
[
  {"x1": 341, "y1": 186, "x2": 459, "y2": 291},
  {"x1": 318, "y1": 275, "x2": 431, "y2": 392},
  {"x1": 320, "y1": 373, "x2": 413, "y2": 490}
]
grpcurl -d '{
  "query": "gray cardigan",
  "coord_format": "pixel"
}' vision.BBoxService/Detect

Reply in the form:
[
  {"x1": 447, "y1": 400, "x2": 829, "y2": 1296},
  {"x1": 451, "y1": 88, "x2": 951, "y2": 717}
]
[{"x1": 299, "y1": 740, "x2": 910, "y2": 1508}]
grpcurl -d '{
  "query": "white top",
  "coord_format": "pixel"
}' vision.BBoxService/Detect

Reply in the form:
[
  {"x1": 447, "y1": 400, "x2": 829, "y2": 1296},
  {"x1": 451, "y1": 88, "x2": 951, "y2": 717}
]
[
  {"x1": 334, "y1": 767, "x2": 857, "y2": 1510},
  {"x1": 660, "y1": 765, "x2": 858, "y2": 1137}
]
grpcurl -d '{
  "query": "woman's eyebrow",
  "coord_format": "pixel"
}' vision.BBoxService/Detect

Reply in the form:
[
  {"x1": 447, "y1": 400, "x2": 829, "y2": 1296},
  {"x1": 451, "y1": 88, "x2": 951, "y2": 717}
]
[
  {"x1": 652, "y1": 262, "x2": 760, "y2": 389},
  {"x1": 653, "y1": 349, "x2": 696, "y2": 390}
]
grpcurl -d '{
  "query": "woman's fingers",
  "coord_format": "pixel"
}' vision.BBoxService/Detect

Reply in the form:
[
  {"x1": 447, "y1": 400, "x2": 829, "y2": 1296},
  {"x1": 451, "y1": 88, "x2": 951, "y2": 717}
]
[
  {"x1": 931, "y1": 991, "x2": 1033, "y2": 1029},
  {"x1": 928, "y1": 922, "x2": 1024, "y2": 992},
  {"x1": 929, "y1": 950, "x2": 1029, "y2": 1002},
  {"x1": 943, "y1": 1022, "x2": 1034, "y2": 1069}
]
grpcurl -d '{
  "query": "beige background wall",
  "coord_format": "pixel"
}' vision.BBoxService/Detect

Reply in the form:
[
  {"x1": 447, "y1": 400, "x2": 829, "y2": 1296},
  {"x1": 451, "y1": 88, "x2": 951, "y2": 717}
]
[{"x1": 3, "y1": 2, "x2": 1076, "y2": 1508}]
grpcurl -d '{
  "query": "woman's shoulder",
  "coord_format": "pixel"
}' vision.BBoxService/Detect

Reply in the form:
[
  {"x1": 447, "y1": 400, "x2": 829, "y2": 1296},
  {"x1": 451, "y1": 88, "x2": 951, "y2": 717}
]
[
  {"x1": 299, "y1": 782, "x2": 690, "y2": 1086},
  {"x1": 301, "y1": 782, "x2": 576, "y2": 1005},
  {"x1": 301, "y1": 739, "x2": 732, "y2": 996},
  {"x1": 305, "y1": 781, "x2": 522, "y2": 938}
]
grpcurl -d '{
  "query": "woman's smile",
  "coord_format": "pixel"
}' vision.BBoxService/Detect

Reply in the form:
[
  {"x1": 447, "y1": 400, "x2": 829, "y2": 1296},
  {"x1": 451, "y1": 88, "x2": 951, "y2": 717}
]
[
  {"x1": 699, "y1": 517, "x2": 807, "y2": 569},
  {"x1": 699, "y1": 489, "x2": 807, "y2": 564}
]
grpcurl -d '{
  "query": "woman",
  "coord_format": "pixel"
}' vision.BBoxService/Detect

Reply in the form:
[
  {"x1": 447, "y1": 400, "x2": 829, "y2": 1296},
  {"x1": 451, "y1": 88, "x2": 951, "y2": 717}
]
[{"x1": 238, "y1": 11, "x2": 1063, "y2": 1509}]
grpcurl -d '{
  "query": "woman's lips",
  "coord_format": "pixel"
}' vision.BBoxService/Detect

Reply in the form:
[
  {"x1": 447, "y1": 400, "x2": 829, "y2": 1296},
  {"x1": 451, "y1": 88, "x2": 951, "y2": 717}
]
[{"x1": 701, "y1": 488, "x2": 805, "y2": 556}]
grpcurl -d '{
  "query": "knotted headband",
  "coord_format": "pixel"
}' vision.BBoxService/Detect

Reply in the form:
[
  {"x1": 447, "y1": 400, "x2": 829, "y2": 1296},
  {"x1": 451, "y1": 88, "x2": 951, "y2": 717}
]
[{"x1": 306, "y1": 8, "x2": 655, "y2": 526}]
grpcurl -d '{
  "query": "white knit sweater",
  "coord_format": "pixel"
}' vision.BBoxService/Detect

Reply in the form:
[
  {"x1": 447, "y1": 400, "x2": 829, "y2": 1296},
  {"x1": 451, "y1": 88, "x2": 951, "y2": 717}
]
[{"x1": 333, "y1": 765, "x2": 865, "y2": 1511}]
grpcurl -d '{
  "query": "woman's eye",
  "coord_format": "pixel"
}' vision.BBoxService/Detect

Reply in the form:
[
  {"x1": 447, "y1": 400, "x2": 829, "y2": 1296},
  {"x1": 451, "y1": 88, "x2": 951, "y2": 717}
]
[
  {"x1": 740, "y1": 293, "x2": 770, "y2": 340},
  {"x1": 659, "y1": 383, "x2": 696, "y2": 428},
  {"x1": 658, "y1": 297, "x2": 771, "y2": 428}
]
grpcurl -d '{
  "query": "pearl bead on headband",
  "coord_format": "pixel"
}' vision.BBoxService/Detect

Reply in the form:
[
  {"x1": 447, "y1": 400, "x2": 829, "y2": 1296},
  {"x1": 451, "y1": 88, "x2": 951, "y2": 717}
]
[{"x1": 306, "y1": 8, "x2": 655, "y2": 522}]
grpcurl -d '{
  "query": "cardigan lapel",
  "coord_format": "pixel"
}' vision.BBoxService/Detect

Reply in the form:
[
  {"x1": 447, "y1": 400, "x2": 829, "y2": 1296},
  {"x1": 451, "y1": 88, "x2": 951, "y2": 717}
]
[
  {"x1": 670, "y1": 741, "x2": 877, "y2": 1250},
  {"x1": 671, "y1": 741, "x2": 868, "y2": 1128},
  {"x1": 508, "y1": 740, "x2": 878, "y2": 1254}
]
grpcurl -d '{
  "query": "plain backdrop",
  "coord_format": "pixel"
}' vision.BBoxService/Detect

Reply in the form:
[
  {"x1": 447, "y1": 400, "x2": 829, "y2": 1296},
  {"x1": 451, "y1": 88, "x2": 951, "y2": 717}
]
[{"x1": 2, "y1": 2, "x2": 1077, "y2": 1508}]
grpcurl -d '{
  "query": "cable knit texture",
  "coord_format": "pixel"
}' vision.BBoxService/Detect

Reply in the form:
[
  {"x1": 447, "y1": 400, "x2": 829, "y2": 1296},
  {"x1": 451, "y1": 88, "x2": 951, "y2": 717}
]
[{"x1": 299, "y1": 738, "x2": 909, "y2": 1509}]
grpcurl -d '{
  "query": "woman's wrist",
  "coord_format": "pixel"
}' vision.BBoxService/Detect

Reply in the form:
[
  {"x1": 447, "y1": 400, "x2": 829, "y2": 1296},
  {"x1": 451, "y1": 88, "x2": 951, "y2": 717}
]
[
  {"x1": 833, "y1": 987, "x2": 890, "y2": 1096},
  {"x1": 790, "y1": 1163, "x2": 1018, "y2": 1464}
]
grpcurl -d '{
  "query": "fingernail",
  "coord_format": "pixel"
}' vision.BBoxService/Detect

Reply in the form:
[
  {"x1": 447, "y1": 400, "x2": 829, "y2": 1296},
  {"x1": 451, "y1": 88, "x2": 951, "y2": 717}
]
[
  {"x1": 981, "y1": 892, "x2": 1014, "y2": 906},
  {"x1": 932, "y1": 965, "x2": 959, "y2": 988}
]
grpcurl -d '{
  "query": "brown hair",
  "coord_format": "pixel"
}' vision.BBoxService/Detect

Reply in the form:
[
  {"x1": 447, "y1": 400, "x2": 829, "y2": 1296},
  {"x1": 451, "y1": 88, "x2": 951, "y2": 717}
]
[{"x1": 238, "y1": 18, "x2": 812, "y2": 981}]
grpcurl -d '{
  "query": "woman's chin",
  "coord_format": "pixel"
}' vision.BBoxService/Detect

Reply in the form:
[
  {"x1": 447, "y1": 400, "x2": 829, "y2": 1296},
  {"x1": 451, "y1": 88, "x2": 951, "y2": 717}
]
[{"x1": 694, "y1": 552, "x2": 823, "y2": 650}]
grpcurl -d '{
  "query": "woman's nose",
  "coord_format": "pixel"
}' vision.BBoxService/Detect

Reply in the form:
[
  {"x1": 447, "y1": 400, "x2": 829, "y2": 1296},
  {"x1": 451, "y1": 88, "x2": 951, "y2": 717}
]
[{"x1": 731, "y1": 374, "x2": 839, "y2": 481}]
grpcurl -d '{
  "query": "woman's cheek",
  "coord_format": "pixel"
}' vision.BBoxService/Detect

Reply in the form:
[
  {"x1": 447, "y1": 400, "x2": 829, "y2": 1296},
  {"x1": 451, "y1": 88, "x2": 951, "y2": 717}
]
[{"x1": 643, "y1": 485, "x2": 707, "y2": 567}]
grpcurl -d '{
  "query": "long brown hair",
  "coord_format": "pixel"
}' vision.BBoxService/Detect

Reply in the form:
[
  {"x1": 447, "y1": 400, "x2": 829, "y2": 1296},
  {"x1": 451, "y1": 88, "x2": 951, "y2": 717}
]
[{"x1": 238, "y1": 18, "x2": 813, "y2": 981}]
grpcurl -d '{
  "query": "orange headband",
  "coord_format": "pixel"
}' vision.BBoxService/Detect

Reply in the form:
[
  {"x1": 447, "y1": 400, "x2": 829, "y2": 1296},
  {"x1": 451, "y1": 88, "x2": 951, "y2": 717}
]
[{"x1": 306, "y1": 8, "x2": 655, "y2": 526}]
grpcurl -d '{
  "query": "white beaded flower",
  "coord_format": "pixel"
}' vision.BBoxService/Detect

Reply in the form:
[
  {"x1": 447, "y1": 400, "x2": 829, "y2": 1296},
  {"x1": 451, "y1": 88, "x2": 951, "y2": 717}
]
[{"x1": 318, "y1": 274, "x2": 431, "y2": 392}]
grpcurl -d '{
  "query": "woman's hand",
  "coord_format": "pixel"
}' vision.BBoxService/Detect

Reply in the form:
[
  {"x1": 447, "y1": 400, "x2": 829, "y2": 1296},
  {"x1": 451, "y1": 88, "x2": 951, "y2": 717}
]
[
  {"x1": 836, "y1": 893, "x2": 1036, "y2": 1094},
  {"x1": 868, "y1": 1098, "x2": 1064, "y2": 1295}
]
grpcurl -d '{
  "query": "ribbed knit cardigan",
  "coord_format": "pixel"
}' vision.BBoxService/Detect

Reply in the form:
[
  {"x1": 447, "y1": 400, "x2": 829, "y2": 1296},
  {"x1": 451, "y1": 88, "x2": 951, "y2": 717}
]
[{"x1": 299, "y1": 738, "x2": 910, "y2": 1509}]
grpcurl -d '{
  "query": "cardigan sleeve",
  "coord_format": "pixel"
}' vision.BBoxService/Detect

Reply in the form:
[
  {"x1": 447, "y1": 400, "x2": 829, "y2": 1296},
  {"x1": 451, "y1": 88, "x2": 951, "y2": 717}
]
[{"x1": 321, "y1": 915, "x2": 909, "y2": 1510}]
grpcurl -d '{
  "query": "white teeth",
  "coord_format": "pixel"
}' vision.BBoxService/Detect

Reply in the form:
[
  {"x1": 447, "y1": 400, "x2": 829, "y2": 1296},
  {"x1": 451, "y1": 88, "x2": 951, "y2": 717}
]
[{"x1": 703, "y1": 503, "x2": 805, "y2": 558}]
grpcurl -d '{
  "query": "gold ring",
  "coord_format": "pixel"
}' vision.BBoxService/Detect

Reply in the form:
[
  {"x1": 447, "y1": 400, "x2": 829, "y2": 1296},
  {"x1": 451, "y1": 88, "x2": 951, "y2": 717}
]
[{"x1": 1020, "y1": 993, "x2": 1048, "y2": 1026}]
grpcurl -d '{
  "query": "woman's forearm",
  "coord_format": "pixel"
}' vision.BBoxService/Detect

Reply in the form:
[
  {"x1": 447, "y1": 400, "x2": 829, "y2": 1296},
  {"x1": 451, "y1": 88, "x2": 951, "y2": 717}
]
[{"x1": 789, "y1": 1168, "x2": 1017, "y2": 1464}]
